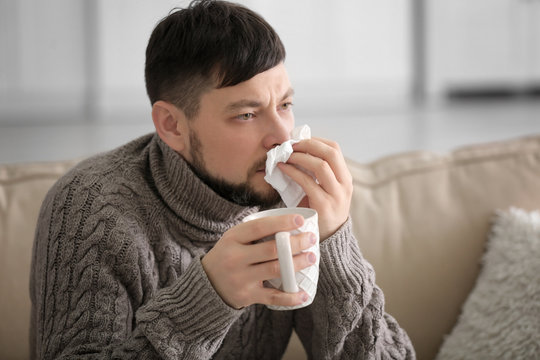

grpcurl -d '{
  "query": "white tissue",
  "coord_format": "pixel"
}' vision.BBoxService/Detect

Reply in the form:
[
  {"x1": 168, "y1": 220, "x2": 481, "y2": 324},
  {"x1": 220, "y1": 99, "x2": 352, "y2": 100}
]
[{"x1": 264, "y1": 125, "x2": 311, "y2": 207}]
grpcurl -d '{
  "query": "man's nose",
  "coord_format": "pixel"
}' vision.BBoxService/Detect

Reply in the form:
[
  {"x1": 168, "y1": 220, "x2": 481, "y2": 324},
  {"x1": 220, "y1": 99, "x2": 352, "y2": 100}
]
[{"x1": 262, "y1": 113, "x2": 291, "y2": 150}]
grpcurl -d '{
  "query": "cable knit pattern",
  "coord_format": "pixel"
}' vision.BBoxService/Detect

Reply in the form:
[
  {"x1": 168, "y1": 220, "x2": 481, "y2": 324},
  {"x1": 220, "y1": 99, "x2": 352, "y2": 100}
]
[
  {"x1": 295, "y1": 222, "x2": 415, "y2": 359},
  {"x1": 29, "y1": 133, "x2": 414, "y2": 359}
]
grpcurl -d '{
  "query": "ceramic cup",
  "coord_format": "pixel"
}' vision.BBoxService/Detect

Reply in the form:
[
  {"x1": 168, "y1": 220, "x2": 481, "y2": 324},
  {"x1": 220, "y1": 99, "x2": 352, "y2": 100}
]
[{"x1": 243, "y1": 207, "x2": 319, "y2": 310}]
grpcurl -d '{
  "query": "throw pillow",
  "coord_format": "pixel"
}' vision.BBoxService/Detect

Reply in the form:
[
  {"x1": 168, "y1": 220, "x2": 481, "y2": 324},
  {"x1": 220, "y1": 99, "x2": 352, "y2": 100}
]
[{"x1": 436, "y1": 207, "x2": 540, "y2": 359}]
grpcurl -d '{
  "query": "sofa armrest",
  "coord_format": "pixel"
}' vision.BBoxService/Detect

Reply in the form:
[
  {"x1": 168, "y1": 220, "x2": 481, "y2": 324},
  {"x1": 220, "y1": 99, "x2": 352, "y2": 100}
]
[{"x1": 0, "y1": 159, "x2": 78, "y2": 360}]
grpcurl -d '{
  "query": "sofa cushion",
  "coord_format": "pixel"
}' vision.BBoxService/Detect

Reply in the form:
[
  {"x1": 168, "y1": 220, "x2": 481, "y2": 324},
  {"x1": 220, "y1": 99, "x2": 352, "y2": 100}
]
[
  {"x1": 346, "y1": 135, "x2": 540, "y2": 360},
  {"x1": 435, "y1": 207, "x2": 540, "y2": 359},
  {"x1": 0, "y1": 159, "x2": 78, "y2": 360}
]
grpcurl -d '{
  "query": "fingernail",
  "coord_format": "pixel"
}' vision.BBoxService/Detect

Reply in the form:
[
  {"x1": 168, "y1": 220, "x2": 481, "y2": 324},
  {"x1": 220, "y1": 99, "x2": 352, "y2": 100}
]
[
  {"x1": 294, "y1": 215, "x2": 304, "y2": 226},
  {"x1": 310, "y1": 233, "x2": 317, "y2": 245},
  {"x1": 308, "y1": 252, "x2": 316, "y2": 264},
  {"x1": 301, "y1": 293, "x2": 308, "y2": 302}
]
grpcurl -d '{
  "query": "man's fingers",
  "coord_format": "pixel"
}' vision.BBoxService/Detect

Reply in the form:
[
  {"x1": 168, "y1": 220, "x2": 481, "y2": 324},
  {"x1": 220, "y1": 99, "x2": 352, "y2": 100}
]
[
  {"x1": 255, "y1": 288, "x2": 309, "y2": 307},
  {"x1": 248, "y1": 251, "x2": 316, "y2": 282},
  {"x1": 292, "y1": 137, "x2": 351, "y2": 184},
  {"x1": 292, "y1": 251, "x2": 317, "y2": 272},
  {"x1": 230, "y1": 213, "x2": 304, "y2": 244},
  {"x1": 290, "y1": 232, "x2": 317, "y2": 255},
  {"x1": 277, "y1": 161, "x2": 331, "y2": 205},
  {"x1": 249, "y1": 232, "x2": 316, "y2": 264},
  {"x1": 285, "y1": 152, "x2": 340, "y2": 195}
]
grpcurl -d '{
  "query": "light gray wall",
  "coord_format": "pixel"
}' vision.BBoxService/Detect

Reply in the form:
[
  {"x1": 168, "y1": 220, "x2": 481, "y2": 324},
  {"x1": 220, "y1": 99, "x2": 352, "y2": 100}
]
[
  {"x1": 0, "y1": 0, "x2": 411, "y2": 123},
  {"x1": 427, "y1": 0, "x2": 540, "y2": 95},
  {"x1": 0, "y1": 0, "x2": 87, "y2": 114}
]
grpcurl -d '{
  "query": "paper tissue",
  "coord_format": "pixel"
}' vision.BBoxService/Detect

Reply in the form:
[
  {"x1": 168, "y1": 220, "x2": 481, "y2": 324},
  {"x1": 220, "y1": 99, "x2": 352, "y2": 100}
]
[{"x1": 264, "y1": 125, "x2": 311, "y2": 207}]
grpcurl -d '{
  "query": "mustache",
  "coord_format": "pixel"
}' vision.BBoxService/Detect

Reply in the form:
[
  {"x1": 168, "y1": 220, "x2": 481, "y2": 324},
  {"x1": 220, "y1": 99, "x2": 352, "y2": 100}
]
[{"x1": 249, "y1": 156, "x2": 268, "y2": 175}]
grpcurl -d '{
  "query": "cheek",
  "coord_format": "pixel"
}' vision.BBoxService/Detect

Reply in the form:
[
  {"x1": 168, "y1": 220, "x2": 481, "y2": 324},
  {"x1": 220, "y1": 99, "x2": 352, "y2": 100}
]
[
  {"x1": 205, "y1": 137, "x2": 256, "y2": 176},
  {"x1": 283, "y1": 111, "x2": 295, "y2": 133}
]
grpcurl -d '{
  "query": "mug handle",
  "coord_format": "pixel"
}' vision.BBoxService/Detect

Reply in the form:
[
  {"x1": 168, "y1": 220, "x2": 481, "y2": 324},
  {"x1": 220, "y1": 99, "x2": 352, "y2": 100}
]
[{"x1": 275, "y1": 232, "x2": 299, "y2": 293}]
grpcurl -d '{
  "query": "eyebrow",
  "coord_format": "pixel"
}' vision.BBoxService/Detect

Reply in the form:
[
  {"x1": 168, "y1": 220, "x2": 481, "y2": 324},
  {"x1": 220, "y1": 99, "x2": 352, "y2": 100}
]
[{"x1": 225, "y1": 87, "x2": 295, "y2": 112}]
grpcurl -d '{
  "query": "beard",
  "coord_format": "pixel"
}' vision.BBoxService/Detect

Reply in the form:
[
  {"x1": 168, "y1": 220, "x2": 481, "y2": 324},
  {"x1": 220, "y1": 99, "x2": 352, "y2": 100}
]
[{"x1": 186, "y1": 130, "x2": 282, "y2": 208}]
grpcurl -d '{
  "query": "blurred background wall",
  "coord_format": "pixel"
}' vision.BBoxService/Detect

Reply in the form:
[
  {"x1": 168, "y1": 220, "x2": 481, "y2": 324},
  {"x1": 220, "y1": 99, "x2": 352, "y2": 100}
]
[{"x1": 0, "y1": 0, "x2": 539, "y2": 163}]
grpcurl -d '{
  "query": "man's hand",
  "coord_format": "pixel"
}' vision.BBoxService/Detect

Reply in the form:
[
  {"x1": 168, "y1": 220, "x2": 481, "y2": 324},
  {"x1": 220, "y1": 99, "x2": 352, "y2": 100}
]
[
  {"x1": 277, "y1": 137, "x2": 353, "y2": 240},
  {"x1": 201, "y1": 214, "x2": 317, "y2": 309}
]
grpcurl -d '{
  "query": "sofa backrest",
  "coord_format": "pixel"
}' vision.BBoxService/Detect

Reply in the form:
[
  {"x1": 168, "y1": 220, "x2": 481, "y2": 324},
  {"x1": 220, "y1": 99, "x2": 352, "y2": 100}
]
[
  {"x1": 2, "y1": 135, "x2": 540, "y2": 360},
  {"x1": 347, "y1": 135, "x2": 540, "y2": 359}
]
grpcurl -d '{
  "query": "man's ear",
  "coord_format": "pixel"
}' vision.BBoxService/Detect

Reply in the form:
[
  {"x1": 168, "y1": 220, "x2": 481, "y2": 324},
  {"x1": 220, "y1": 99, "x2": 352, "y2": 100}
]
[{"x1": 152, "y1": 100, "x2": 188, "y2": 153}]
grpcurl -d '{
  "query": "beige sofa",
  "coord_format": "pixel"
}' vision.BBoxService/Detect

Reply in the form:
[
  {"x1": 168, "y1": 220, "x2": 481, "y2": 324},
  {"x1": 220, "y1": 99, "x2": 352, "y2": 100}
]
[{"x1": 2, "y1": 134, "x2": 540, "y2": 360}]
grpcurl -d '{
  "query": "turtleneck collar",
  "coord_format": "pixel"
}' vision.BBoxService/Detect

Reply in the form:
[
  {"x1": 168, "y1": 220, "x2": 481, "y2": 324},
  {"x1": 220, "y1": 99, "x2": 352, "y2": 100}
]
[{"x1": 148, "y1": 134, "x2": 260, "y2": 242}]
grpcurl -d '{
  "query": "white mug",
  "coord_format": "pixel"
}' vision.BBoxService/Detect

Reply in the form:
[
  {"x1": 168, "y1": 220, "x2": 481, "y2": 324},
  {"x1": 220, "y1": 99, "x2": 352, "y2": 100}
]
[{"x1": 243, "y1": 207, "x2": 319, "y2": 310}]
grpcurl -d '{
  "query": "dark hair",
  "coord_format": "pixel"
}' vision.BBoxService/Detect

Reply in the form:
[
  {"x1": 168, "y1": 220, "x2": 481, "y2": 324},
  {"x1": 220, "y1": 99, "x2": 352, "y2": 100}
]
[{"x1": 145, "y1": 0, "x2": 286, "y2": 118}]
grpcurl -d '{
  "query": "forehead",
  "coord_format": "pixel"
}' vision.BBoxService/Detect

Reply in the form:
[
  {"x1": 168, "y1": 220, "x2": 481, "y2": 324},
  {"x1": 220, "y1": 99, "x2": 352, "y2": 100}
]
[{"x1": 200, "y1": 63, "x2": 292, "y2": 111}]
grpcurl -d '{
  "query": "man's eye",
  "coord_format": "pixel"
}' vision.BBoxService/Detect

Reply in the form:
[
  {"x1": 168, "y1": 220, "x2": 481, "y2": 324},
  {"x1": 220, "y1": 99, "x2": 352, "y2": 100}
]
[
  {"x1": 280, "y1": 102, "x2": 293, "y2": 110},
  {"x1": 237, "y1": 113, "x2": 254, "y2": 121}
]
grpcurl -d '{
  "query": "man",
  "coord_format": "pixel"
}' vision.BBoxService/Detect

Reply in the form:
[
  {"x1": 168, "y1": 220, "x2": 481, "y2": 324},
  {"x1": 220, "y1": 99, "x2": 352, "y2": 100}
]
[{"x1": 30, "y1": 1, "x2": 415, "y2": 359}]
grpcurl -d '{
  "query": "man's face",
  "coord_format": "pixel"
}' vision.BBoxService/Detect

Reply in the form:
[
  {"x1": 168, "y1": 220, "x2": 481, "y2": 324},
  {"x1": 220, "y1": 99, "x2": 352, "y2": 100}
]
[{"x1": 180, "y1": 63, "x2": 295, "y2": 207}]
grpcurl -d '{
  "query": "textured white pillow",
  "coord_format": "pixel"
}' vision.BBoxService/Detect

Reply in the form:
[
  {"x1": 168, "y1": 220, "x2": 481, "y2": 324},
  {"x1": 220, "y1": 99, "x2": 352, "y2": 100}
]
[{"x1": 436, "y1": 208, "x2": 540, "y2": 360}]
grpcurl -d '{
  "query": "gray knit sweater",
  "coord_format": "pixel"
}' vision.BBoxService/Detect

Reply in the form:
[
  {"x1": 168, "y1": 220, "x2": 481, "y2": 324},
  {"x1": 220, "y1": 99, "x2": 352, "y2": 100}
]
[{"x1": 29, "y1": 133, "x2": 415, "y2": 359}]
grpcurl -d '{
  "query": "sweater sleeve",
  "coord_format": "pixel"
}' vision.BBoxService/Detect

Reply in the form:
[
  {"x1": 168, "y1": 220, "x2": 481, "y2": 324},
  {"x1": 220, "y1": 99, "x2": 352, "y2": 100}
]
[
  {"x1": 293, "y1": 218, "x2": 416, "y2": 359},
  {"x1": 29, "y1": 183, "x2": 243, "y2": 360}
]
